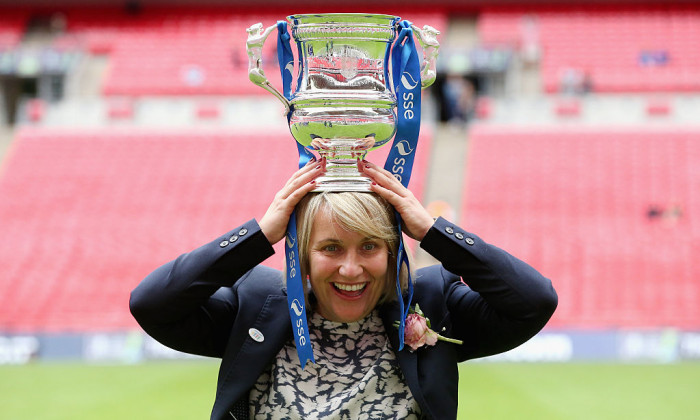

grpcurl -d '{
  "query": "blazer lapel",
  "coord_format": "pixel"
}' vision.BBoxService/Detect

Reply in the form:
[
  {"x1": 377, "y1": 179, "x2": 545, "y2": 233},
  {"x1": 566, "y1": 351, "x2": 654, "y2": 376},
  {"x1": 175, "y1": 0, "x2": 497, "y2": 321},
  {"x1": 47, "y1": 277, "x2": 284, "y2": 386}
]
[
  {"x1": 213, "y1": 294, "x2": 292, "y2": 419},
  {"x1": 380, "y1": 302, "x2": 429, "y2": 416}
]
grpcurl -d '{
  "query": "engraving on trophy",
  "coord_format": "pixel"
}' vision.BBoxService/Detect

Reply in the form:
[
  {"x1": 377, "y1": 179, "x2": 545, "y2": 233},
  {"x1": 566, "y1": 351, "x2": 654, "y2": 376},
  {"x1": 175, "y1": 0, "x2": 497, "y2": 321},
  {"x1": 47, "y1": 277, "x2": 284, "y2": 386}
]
[{"x1": 246, "y1": 13, "x2": 440, "y2": 192}]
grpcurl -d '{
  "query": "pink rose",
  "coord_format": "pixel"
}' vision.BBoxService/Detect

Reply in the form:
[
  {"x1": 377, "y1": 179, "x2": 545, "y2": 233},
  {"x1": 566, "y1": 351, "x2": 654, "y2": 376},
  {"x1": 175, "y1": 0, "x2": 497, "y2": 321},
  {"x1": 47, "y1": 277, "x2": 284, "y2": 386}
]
[
  {"x1": 404, "y1": 313, "x2": 430, "y2": 351},
  {"x1": 398, "y1": 304, "x2": 464, "y2": 351},
  {"x1": 394, "y1": 303, "x2": 463, "y2": 351}
]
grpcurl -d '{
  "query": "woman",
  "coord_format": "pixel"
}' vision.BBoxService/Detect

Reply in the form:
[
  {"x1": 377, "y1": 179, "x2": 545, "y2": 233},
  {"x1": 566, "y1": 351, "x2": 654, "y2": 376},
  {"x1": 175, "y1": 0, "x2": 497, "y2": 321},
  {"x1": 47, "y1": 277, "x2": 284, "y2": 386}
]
[{"x1": 129, "y1": 158, "x2": 558, "y2": 420}]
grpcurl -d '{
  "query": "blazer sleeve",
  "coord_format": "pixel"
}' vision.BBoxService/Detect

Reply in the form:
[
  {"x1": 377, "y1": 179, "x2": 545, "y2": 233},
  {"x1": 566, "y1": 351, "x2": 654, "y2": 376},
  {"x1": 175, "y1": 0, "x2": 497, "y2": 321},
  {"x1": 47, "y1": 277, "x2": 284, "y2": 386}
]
[
  {"x1": 129, "y1": 219, "x2": 276, "y2": 358},
  {"x1": 419, "y1": 217, "x2": 558, "y2": 360}
]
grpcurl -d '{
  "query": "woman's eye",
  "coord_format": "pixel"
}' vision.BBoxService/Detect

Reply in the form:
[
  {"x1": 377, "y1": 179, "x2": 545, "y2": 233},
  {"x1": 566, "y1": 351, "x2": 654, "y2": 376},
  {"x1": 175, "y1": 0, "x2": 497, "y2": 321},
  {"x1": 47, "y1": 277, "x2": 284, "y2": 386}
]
[
  {"x1": 323, "y1": 245, "x2": 338, "y2": 252},
  {"x1": 362, "y1": 243, "x2": 377, "y2": 251}
]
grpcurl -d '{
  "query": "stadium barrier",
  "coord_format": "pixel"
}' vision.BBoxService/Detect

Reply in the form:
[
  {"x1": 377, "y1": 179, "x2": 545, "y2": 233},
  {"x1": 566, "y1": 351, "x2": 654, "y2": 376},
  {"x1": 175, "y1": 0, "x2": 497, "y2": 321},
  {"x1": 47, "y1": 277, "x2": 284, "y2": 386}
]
[{"x1": 3, "y1": 330, "x2": 700, "y2": 365}]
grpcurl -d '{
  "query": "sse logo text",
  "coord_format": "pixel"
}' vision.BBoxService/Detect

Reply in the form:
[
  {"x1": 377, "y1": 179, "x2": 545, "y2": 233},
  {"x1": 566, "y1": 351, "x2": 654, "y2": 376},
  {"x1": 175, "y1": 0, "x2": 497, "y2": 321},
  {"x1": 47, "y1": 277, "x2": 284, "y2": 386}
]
[
  {"x1": 290, "y1": 299, "x2": 307, "y2": 347},
  {"x1": 390, "y1": 140, "x2": 414, "y2": 183}
]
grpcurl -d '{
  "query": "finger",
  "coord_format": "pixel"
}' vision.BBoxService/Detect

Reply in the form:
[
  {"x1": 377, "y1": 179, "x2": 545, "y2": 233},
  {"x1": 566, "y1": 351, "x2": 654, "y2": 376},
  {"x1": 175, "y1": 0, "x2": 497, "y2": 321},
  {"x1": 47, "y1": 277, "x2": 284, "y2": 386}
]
[
  {"x1": 283, "y1": 156, "x2": 318, "y2": 187},
  {"x1": 360, "y1": 160, "x2": 409, "y2": 196},
  {"x1": 273, "y1": 175, "x2": 320, "y2": 227},
  {"x1": 369, "y1": 181, "x2": 432, "y2": 241},
  {"x1": 361, "y1": 160, "x2": 421, "y2": 209},
  {"x1": 286, "y1": 178, "x2": 318, "y2": 207},
  {"x1": 369, "y1": 182, "x2": 417, "y2": 213},
  {"x1": 288, "y1": 160, "x2": 324, "y2": 195},
  {"x1": 280, "y1": 157, "x2": 325, "y2": 197},
  {"x1": 364, "y1": 172, "x2": 409, "y2": 208},
  {"x1": 359, "y1": 159, "x2": 401, "y2": 185},
  {"x1": 368, "y1": 179, "x2": 400, "y2": 205}
]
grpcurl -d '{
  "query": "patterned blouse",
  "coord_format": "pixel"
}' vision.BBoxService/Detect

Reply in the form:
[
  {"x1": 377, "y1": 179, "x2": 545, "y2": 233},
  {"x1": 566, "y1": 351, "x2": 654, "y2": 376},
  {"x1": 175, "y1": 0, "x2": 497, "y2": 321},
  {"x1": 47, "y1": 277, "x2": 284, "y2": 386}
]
[{"x1": 249, "y1": 309, "x2": 422, "y2": 419}]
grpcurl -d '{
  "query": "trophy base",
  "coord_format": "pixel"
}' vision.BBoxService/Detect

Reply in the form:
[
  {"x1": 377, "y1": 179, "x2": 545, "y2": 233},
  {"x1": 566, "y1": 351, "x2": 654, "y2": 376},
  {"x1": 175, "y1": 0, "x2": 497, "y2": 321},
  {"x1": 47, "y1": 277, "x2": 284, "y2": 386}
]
[
  {"x1": 312, "y1": 175, "x2": 372, "y2": 192},
  {"x1": 310, "y1": 138, "x2": 374, "y2": 192}
]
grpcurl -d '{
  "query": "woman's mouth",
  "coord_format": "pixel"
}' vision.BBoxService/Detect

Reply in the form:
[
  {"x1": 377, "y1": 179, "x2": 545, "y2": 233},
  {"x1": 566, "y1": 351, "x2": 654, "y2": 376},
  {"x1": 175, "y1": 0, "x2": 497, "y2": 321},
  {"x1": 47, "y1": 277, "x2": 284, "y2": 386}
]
[{"x1": 332, "y1": 282, "x2": 367, "y2": 298}]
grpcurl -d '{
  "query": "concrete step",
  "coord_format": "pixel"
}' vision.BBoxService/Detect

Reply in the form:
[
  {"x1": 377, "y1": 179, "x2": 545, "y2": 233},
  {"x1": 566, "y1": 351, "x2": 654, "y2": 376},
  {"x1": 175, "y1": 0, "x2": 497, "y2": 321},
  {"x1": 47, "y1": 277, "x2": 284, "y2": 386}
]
[
  {"x1": 0, "y1": 126, "x2": 15, "y2": 169},
  {"x1": 414, "y1": 122, "x2": 470, "y2": 267},
  {"x1": 65, "y1": 55, "x2": 109, "y2": 99}
]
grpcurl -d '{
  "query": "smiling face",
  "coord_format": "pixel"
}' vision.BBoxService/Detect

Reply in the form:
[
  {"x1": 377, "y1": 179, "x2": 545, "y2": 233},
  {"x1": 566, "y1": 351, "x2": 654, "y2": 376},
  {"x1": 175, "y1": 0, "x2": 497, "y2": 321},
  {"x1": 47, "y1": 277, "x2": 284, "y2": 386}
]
[{"x1": 307, "y1": 207, "x2": 390, "y2": 323}]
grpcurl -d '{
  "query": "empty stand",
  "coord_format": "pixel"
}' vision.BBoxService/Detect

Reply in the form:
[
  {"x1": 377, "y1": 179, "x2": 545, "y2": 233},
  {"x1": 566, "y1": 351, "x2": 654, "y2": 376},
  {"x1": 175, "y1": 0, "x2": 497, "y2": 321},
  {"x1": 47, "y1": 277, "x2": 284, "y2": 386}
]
[
  {"x1": 478, "y1": 6, "x2": 700, "y2": 92},
  {"x1": 0, "y1": 8, "x2": 446, "y2": 97},
  {"x1": 462, "y1": 126, "x2": 699, "y2": 329},
  {"x1": 55, "y1": 9, "x2": 447, "y2": 96},
  {"x1": 0, "y1": 127, "x2": 431, "y2": 333},
  {"x1": 0, "y1": 10, "x2": 27, "y2": 48},
  {"x1": 0, "y1": 128, "x2": 297, "y2": 332},
  {"x1": 63, "y1": 9, "x2": 270, "y2": 96}
]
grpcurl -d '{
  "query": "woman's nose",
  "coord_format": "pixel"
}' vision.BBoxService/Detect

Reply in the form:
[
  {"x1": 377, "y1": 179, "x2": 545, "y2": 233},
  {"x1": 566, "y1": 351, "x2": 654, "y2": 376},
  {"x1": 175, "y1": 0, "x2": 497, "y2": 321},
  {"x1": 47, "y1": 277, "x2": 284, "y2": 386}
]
[{"x1": 338, "y1": 252, "x2": 363, "y2": 278}]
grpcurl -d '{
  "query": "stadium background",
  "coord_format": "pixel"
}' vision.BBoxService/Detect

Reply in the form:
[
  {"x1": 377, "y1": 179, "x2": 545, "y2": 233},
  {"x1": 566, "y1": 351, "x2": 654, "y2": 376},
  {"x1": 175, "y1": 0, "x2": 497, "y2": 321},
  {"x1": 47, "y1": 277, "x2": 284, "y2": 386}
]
[{"x1": 1, "y1": 0, "x2": 699, "y2": 418}]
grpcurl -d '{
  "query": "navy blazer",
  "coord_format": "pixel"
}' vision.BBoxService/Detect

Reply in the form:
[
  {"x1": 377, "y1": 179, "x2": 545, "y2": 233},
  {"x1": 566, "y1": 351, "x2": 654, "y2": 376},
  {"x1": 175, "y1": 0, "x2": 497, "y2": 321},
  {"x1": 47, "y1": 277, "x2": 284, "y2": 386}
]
[{"x1": 130, "y1": 217, "x2": 557, "y2": 420}]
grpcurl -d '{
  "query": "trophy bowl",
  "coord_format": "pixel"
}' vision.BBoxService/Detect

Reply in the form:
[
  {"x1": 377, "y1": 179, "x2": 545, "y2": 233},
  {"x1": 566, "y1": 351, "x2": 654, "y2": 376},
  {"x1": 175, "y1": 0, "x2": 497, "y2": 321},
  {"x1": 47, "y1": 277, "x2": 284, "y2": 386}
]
[{"x1": 247, "y1": 13, "x2": 439, "y2": 191}]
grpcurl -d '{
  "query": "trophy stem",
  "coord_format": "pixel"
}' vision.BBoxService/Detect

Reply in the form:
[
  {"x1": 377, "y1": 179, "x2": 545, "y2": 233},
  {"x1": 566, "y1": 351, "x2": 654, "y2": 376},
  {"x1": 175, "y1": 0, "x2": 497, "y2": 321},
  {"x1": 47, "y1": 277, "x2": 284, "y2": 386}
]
[{"x1": 311, "y1": 138, "x2": 374, "y2": 192}]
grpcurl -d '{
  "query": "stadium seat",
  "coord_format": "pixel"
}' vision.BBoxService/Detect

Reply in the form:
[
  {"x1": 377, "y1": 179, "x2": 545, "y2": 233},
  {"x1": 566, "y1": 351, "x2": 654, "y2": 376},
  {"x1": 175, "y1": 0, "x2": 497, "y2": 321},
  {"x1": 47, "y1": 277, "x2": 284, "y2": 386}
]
[
  {"x1": 646, "y1": 98, "x2": 672, "y2": 116},
  {"x1": 462, "y1": 126, "x2": 700, "y2": 330},
  {"x1": 475, "y1": 96, "x2": 493, "y2": 120},
  {"x1": 55, "y1": 9, "x2": 447, "y2": 97},
  {"x1": 106, "y1": 98, "x2": 134, "y2": 119},
  {"x1": 0, "y1": 10, "x2": 27, "y2": 48},
  {"x1": 26, "y1": 99, "x2": 46, "y2": 123},
  {"x1": 478, "y1": 6, "x2": 700, "y2": 92},
  {"x1": 195, "y1": 101, "x2": 221, "y2": 119},
  {"x1": 553, "y1": 99, "x2": 581, "y2": 117},
  {"x1": 0, "y1": 127, "x2": 432, "y2": 333}
]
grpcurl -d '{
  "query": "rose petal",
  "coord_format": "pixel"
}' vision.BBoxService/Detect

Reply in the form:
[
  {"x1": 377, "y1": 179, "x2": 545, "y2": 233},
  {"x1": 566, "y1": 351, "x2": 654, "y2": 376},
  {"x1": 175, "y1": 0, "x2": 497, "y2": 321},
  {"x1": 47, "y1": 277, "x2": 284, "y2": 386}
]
[{"x1": 424, "y1": 329, "x2": 439, "y2": 347}]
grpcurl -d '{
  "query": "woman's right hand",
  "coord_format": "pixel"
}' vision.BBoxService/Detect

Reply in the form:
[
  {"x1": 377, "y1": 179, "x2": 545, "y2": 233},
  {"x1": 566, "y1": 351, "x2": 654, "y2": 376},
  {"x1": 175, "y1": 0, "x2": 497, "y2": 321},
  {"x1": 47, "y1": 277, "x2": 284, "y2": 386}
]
[{"x1": 258, "y1": 157, "x2": 325, "y2": 245}]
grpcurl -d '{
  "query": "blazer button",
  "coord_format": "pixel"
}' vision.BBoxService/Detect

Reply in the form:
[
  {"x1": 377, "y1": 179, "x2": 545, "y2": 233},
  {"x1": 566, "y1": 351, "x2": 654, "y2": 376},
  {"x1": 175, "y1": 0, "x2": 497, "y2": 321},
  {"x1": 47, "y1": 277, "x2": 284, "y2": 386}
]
[
  {"x1": 455, "y1": 232, "x2": 464, "y2": 240},
  {"x1": 230, "y1": 235, "x2": 239, "y2": 243},
  {"x1": 239, "y1": 228, "x2": 248, "y2": 236},
  {"x1": 465, "y1": 237, "x2": 475, "y2": 246},
  {"x1": 219, "y1": 240, "x2": 229, "y2": 248},
  {"x1": 445, "y1": 226, "x2": 454, "y2": 235}
]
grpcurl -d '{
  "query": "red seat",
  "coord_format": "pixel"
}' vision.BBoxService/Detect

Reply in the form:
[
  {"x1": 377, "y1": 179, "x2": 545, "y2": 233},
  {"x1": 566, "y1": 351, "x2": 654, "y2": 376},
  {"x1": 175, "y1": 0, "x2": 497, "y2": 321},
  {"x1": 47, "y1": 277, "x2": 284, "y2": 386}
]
[
  {"x1": 646, "y1": 98, "x2": 672, "y2": 116},
  {"x1": 58, "y1": 9, "x2": 447, "y2": 96},
  {"x1": 196, "y1": 101, "x2": 221, "y2": 119},
  {"x1": 475, "y1": 97, "x2": 493, "y2": 120},
  {"x1": 106, "y1": 98, "x2": 134, "y2": 119},
  {"x1": 26, "y1": 99, "x2": 45, "y2": 122},
  {"x1": 479, "y1": 6, "x2": 700, "y2": 92},
  {"x1": 554, "y1": 99, "x2": 581, "y2": 117},
  {"x1": 462, "y1": 126, "x2": 700, "y2": 329},
  {"x1": 0, "y1": 9, "x2": 27, "y2": 48},
  {"x1": 0, "y1": 127, "x2": 433, "y2": 333}
]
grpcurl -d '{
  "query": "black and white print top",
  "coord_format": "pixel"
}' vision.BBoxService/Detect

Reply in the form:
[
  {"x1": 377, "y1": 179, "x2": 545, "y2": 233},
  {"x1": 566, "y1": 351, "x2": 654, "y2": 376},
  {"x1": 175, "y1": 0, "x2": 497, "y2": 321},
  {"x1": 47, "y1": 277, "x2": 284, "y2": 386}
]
[{"x1": 249, "y1": 310, "x2": 422, "y2": 419}]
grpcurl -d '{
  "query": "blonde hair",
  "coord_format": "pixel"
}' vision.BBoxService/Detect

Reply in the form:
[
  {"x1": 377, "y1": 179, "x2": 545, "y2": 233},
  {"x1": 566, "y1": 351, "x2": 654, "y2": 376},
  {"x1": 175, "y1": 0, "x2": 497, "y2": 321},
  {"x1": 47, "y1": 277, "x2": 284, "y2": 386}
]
[{"x1": 295, "y1": 191, "x2": 410, "y2": 305}]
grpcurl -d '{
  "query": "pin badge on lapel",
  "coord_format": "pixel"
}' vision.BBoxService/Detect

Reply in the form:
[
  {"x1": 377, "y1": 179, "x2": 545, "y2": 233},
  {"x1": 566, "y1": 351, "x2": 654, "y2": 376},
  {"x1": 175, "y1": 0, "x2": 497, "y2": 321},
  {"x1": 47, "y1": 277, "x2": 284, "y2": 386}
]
[{"x1": 248, "y1": 328, "x2": 264, "y2": 343}]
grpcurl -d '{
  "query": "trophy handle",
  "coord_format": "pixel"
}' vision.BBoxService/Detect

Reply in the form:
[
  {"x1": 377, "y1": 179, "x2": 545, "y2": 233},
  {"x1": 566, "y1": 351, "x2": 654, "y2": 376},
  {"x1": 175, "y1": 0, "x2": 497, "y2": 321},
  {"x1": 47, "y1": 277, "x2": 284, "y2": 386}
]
[
  {"x1": 411, "y1": 24, "x2": 440, "y2": 89},
  {"x1": 246, "y1": 22, "x2": 292, "y2": 114}
]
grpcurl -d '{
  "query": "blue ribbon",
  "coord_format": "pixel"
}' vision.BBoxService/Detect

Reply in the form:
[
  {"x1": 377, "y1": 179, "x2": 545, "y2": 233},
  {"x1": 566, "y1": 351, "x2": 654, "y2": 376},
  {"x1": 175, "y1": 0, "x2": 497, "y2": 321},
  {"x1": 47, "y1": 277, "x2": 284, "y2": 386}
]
[
  {"x1": 384, "y1": 20, "x2": 420, "y2": 351},
  {"x1": 284, "y1": 210, "x2": 314, "y2": 368},
  {"x1": 277, "y1": 19, "x2": 422, "y2": 363},
  {"x1": 277, "y1": 21, "x2": 315, "y2": 165},
  {"x1": 385, "y1": 20, "x2": 421, "y2": 187},
  {"x1": 278, "y1": 21, "x2": 314, "y2": 368}
]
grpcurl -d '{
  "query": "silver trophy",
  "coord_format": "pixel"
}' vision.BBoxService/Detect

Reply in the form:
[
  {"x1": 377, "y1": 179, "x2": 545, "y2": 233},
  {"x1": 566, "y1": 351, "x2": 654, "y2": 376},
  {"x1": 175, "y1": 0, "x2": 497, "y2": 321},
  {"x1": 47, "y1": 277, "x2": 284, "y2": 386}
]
[{"x1": 247, "y1": 13, "x2": 439, "y2": 191}]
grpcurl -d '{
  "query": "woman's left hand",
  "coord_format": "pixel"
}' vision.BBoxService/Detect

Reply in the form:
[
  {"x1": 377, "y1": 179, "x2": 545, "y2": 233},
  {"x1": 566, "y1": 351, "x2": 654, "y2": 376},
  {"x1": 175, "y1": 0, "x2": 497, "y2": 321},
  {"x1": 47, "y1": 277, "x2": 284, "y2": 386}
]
[{"x1": 358, "y1": 159, "x2": 434, "y2": 241}]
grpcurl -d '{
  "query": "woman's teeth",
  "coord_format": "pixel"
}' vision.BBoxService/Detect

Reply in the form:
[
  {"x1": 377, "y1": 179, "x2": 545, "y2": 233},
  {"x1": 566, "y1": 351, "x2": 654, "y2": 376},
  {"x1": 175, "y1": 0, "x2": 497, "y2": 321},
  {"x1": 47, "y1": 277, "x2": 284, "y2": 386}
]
[{"x1": 333, "y1": 283, "x2": 367, "y2": 292}]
